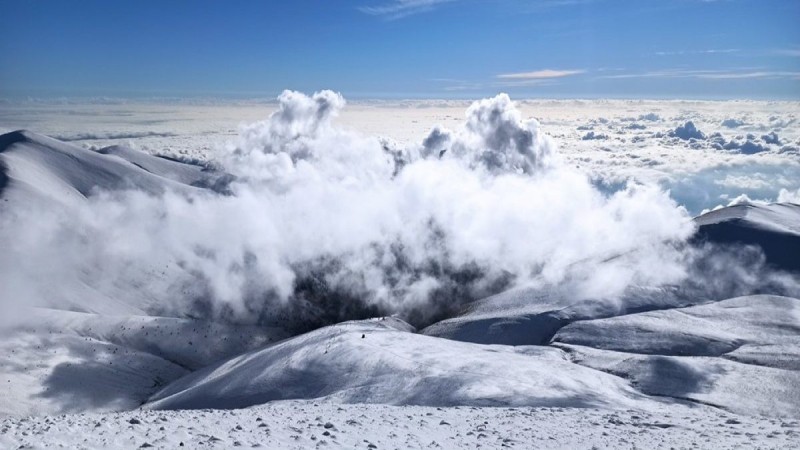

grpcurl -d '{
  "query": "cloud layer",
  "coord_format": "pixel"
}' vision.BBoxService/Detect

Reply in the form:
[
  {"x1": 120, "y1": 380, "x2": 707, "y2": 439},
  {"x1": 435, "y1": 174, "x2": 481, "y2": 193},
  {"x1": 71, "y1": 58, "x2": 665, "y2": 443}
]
[{"x1": 2, "y1": 91, "x2": 703, "y2": 331}]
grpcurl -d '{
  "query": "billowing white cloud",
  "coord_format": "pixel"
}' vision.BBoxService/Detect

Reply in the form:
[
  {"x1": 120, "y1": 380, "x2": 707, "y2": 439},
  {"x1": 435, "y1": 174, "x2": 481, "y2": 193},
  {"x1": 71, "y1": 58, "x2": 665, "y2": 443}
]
[
  {"x1": 778, "y1": 187, "x2": 800, "y2": 204},
  {"x1": 1, "y1": 91, "x2": 699, "y2": 331},
  {"x1": 4, "y1": 94, "x2": 800, "y2": 335},
  {"x1": 670, "y1": 121, "x2": 705, "y2": 140},
  {"x1": 722, "y1": 118, "x2": 745, "y2": 128}
]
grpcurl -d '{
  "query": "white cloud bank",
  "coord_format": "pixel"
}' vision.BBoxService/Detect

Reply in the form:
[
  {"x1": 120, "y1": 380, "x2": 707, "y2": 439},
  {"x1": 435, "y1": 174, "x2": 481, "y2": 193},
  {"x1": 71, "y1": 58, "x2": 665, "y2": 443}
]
[
  {"x1": 6, "y1": 91, "x2": 798, "y2": 332},
  {"x1": 6, "y1": 91, "x2": 790, "y2": 338},
  {"x1": 778, "y1": 187, "x2": 800, "y2": 204}
]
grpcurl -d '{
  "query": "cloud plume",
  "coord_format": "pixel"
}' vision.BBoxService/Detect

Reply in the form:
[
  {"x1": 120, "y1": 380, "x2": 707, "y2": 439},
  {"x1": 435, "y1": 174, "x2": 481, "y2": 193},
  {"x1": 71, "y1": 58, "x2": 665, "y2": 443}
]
[{"x1": 10, "y1": 90, "x2": 794, "y2": 334}]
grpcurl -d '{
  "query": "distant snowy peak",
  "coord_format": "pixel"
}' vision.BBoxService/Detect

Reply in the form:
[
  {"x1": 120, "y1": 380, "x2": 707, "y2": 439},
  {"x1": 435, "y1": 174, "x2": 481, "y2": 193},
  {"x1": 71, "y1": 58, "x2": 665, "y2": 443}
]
[
  {"x1": 1, "y1": 129, "x2": 63, "y2": 150},
  {"x1": 0, "y1": 130, "x2": 228, "y2": 205},
  {"x1": 0, "y1": 130, "x2": 172, "y2": 201},
  {"x1": 97, "y1": 144, "x2": 233, "y2": 192},
  {"x1": 694, "y1": 202, "x2": 800, "y2": 272},
  {"x1": 0, "y1": 130, "x2": 235, "y2": 317},
  {"x1": 695, "y1": 202, "x2": 800, "y2": 236}
]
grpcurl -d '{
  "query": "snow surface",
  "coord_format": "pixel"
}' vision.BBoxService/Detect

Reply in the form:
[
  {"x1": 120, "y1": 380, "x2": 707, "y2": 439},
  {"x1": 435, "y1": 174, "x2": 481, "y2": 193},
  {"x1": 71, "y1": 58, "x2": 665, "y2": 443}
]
[
  {"x1": 0, "y1": 308, "x2": 286, "y2": 417},
  {"x1": 96, "y1": 144, "x2": 232, "y2": 193},
  {"x1": 3, "y1": 400, "x2": 798, "y2": 449},
  {"x1": 552, "y1": 295, "x2": 800, "y2": 417},
  {"x1": 559, "y1": 343, "x2": 800, "y2": 417},
  {"x1": 0, "y1": 131, "x2": 288, "y2": 417},
  {"x1": 553, "y1": 295, "x2": 800, "y2": 357},
  {"x1": 142, "y1": 295, "x2": 800, "y2": 418},
  {"x1": 421, "y1": 285, "x2": 691, "y2": 345}
]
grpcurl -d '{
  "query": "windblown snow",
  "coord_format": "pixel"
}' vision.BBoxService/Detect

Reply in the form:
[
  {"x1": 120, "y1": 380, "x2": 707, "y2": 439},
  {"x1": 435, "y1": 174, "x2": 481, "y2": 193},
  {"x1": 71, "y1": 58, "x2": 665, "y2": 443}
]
[{"x1": 1, "y1": 91, "x2": 799, "y2": 449}]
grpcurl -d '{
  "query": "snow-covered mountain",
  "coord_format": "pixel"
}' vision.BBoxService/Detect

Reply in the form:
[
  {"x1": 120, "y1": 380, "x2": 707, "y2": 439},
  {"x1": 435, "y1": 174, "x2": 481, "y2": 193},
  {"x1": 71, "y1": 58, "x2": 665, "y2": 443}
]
[
  {"x1": 144, "y1": 316, "x2": 659, "y2": 411},
  {"x1": 0, "y1": 308, "x2": 285, "y2": 416},
  {"x1": 0, "y1": 130, "x2": 284, "y2": 416},
  {"x1": 1, "y1": 124, "x2": 798, "y2": 448},
  {"x1": 0, "y1": 130, "x2": 220, "y2": 204},
  {"x1": 140, "y1": 294, "x2": 800, "y2": 417},
  {"x1": 694, "y1": 202, "x2": 800, "y2": 272},
  {"x1": 553, "y1": 295, "x2": 800, "y2": 416},
  {"x1": 0, "y1": 130, "x2": 233, "y2": 316},
  {"x1": 422, "y1": 205, "x2": 800, "y2": 347}
]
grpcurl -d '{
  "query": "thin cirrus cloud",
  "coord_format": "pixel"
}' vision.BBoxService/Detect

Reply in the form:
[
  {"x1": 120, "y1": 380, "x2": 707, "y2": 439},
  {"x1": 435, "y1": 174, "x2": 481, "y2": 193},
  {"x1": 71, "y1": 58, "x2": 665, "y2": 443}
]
[
  {"x1": 496, "y1": 69, "x2": 586, "y2": 80},
  {"x1": 359, "y1": 0, "x2": 592, "y2": 19},
  {"x1": 654, "y1": 49, "x2": 740, "y2": 56},
  {"x1": 433, "y1": 70, "x2": 586, "y2": 91},
  {"x1": 602, "y1": 69, "x2": 800, "y2": 80},
  {"x1": 358, "y1": 0, "x2": 456, "y2": 19},
  {"x1": 773, "y1": 49, "x2": 800, "y2": 57},
  {"x1": 699, "y1": 71, "x2": 800, "y2": 80}
]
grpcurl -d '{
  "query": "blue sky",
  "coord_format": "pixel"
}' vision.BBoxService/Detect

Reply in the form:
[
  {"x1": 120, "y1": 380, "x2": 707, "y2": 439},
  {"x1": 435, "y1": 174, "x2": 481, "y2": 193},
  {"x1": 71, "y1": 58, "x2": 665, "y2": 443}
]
[{"x1": 1, "y1": 0, "x2": 798, "y2": 99}]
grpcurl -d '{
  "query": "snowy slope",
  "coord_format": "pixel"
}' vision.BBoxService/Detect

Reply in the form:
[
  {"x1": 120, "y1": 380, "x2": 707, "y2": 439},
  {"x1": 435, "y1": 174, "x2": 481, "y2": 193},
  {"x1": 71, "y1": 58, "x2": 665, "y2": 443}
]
[
  {"x1": 145, "y1": 317, "x2": 661, "y2": 411},
  {"x1": 422, "y1": 202, "x2": 800, "y2": 347},
  {"x1": 1, "y1": 122, "x2": 798, "y2": 434},
  {"x1": 0, "y1": 131, "x2": 288, "y2": 416},
  {"x1": 0, "y1": 131, "x2": 215, "y2": 316},
  {"x1": 694, "y1": 203, "x2": 800, "y2": 272},
  {"x1": 551, "y1": 295, "x2": 800, "y2": 416},
  {"x1": 553, "y1": 295, "x2": 800, "y2": 357},
  {"x1": 0, "y1": 308, "x2": 286, "y2": 417},
  {"x1": 559, "y1": 344, "x2": 800, "y2": 417},
  {"x1": 422, "y1": 285, "x2": 689, "y2": 346},
  {"x1": 0, "y1": 130, "x2": 194, "y2": 205},
  {"x1": 695, "y1": 203, "x2": 800, "y2": 236},
  {"x1": 131, "y1": 296, "x2": 800, "y2": 418},
  {"x1": 97, "y1": 144, "x2": 233, "y2": 192}
]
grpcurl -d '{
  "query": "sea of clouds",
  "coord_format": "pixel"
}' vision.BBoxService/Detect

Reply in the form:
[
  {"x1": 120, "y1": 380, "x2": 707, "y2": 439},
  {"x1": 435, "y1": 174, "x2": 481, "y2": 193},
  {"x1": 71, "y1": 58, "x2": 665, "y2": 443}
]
[{"x1": 2, "y1": 91, "x2": 798, "y2": 330}]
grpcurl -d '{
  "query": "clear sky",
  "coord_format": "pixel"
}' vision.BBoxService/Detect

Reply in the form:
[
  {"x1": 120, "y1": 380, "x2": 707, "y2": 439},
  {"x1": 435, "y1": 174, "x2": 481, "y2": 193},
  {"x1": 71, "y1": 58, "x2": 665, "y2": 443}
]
[{"x1": 1, "y1": 0, "x2": 798, "y2": 99}]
